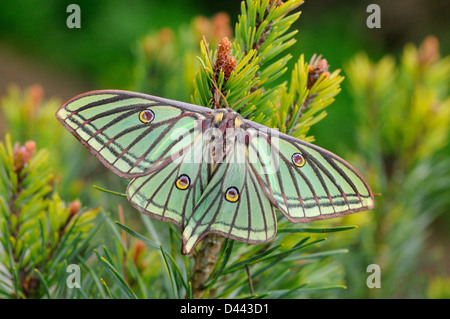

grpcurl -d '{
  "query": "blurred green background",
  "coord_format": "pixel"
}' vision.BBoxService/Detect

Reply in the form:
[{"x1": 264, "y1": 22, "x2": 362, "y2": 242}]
[{"x1": 0, "y1": 0, "x2": 448, "y2": 298}]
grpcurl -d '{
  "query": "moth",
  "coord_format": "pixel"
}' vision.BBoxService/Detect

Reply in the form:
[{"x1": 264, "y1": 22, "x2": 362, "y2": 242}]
[{"x1": 56, "y1": 90, "x2": 374, "y2": 254}]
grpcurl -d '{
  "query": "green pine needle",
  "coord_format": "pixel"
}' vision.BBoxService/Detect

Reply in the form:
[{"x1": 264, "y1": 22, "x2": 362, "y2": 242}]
[
  {"x1": 33, "y1": 268, "x2": 51, "y2": 299},
  {"x1": 114, "y1": 221, "x2": 160, "y2": 250}
]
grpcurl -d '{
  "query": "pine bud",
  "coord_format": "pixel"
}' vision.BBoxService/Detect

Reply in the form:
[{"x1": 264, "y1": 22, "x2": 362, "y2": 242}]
[
  {"x1": 29, "y1": 85, "x2": 44, "y2": 111},
  {"x1": 214, "y1": 37, "x2": 236, "y2": 83},
  {"x1": 418, "y1": 35, "x2": 440, "y2": 65},
  {"x1": 212, "y1": 12, "x2": 232, "y2": 42},
  {"x1": 13, "y1": 141, "x2": 36, "y2": 173},
  {"x1": 307, "y1": 54, "x2": 330, "y2": 89},
  {"x1": 68, "y1": 199, "x2": 82, "y2": 217}
]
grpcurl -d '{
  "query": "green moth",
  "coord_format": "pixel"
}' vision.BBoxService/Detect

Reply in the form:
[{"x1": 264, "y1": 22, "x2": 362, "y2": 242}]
[{"x1": 56, "y1": 90, "x2": 374, "y2": 254}]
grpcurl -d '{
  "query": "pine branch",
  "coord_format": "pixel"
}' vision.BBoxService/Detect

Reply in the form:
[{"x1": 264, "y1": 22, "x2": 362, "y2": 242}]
[
  {"x1": 193, "y1": 0, "x2": 306, "y2": 125},
  {"x1": 0, "y1": 135, "x2": 101, "y2": 298}
]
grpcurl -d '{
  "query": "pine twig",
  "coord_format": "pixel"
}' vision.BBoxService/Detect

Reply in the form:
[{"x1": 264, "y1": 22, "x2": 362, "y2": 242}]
[
  {"x1": 245, "y1": 264, "x2": 255, "y2": 295},
  {"x1": 191, "y1": 234, "x2": 226, "y2": 298}
]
